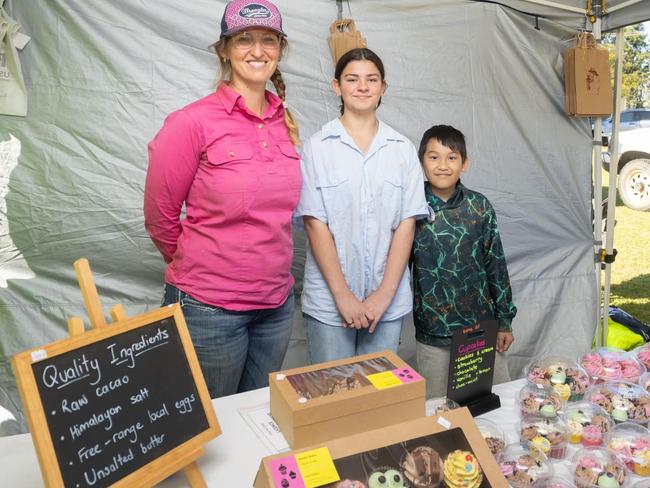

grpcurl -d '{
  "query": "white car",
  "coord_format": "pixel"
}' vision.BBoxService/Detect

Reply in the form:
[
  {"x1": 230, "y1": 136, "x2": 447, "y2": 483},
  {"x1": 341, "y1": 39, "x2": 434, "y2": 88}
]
[
  {"x1": 602, "y1": 127, "x2": 650, "y2": 211},
  {"x1": 601, "y1": 108, "x2": 650, "y2": 138}
]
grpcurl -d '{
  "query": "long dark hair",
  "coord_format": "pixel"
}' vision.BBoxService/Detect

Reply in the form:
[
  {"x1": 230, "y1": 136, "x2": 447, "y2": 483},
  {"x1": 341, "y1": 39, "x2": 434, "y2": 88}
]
[{"x1": 334, "y1": 47, "x2": 386, "y2": 115}]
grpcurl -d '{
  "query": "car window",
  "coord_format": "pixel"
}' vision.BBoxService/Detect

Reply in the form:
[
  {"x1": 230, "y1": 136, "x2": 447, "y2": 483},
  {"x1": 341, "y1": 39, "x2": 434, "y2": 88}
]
[
  {"x1": 621, "y1": 112, "x2": 634, "y2": 122},
  {"x1": 638, "y1": 111, "x2": 650, "y2": 121}
]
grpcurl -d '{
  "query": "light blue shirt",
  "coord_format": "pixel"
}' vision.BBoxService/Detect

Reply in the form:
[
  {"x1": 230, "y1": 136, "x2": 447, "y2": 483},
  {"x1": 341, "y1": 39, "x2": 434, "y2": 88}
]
[{"x1": 296, "y1": 118, "x2": 428, "y2": 326}]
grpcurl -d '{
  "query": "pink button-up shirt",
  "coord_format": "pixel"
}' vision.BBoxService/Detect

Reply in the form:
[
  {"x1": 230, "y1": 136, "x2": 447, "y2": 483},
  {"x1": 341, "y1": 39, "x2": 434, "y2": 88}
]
[{"x1": 144, "y1": 83, "x2": 301, "y2": 310}]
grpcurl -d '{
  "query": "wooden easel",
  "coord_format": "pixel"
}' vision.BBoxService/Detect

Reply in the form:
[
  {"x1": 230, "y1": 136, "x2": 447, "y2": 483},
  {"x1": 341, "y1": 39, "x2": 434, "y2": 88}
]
[{"x1": 69, "y1": 258, "x2": 208, "y2": 488}]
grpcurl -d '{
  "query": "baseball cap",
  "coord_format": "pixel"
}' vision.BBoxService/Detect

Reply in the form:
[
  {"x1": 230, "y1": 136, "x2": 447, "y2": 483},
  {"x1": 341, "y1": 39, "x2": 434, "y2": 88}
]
[{"x1": 220, "y1": 0, "x2": 286, "y2": 38}]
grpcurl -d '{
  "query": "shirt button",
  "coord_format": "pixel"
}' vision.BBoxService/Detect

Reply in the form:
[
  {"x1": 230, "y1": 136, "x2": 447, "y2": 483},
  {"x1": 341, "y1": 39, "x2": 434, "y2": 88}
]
[
  {"x1": 258, "y1": 123, "x2": 264, "y2": 129},
  {"x1": 229, "y1": 151, "x2": 235, "y2": 157},
  {"x1": 262, "y1": 141, "x2": 268, "y2": 148}
]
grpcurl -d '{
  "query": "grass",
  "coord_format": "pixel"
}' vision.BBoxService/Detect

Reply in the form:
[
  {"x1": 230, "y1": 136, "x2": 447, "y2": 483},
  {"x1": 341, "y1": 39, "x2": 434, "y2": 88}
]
[{"x1": 601, "y1": 169, "x2": 650, "y2": 324}]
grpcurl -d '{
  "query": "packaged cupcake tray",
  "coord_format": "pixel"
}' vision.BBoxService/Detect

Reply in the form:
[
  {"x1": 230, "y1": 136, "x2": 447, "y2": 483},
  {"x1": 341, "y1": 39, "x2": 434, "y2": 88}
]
[
  {"x1": 580, "y1": 348, "x2": 645, "y2": 384},
  {"x1": 256, "y1": 409, "x2": 508, "y2": 488},
  {"x1": 605, "y1": 421, "x2": 650, "y2": 477},
  {"x1": 520, "y1": 417, "x2": 569, "y2": 459},
  {"x1": 498, "y1": 443, "x2": 554, "y2": 488},
  {"x1": 518, "y1": 383, "x2": 565, "y2": 419},
  {"x1": 571, "y1": 447, "x2": 626, "y2": 488},
  {"x1": 584, "y1": 381, "x2": 650, "y2": 425},
  {"x1": 565, "y1": 402, "x2": 613, "y2": 447}
]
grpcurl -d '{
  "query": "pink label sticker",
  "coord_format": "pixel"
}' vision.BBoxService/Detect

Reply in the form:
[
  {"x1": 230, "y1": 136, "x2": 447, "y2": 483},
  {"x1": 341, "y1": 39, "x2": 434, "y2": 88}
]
[
  {"x1": 392, "y1": 367, "x2": 423, "y2": 384},
  {"x1": 269, "y1": 455, "x2": 306, "y2": 488}
]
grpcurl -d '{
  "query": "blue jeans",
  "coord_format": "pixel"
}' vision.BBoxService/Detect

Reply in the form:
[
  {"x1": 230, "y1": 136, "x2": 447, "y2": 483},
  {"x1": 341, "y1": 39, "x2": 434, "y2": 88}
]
[
  {"x1": 305, "y1": 314, "x2": 403, "y2": 364},
  {"x1": 163, "y1": 284, "x2": 294, "y2": 398}
]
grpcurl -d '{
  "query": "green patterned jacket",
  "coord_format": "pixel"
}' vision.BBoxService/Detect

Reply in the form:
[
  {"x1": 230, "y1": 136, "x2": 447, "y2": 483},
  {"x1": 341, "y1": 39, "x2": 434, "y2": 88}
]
[{"x1": 411, "y1": 182, "x2": 517, "y2": 346}]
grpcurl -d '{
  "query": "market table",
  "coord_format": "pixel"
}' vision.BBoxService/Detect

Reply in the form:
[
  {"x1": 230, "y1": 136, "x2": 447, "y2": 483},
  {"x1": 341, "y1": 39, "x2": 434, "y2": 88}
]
[{"x1": 0, "y1": 378, "x2": 644, "y2": 486}]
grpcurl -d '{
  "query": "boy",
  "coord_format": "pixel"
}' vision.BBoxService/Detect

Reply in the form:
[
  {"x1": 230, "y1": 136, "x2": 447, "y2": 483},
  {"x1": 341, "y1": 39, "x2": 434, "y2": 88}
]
[{"x1": 412, "y1": 125, "x2": 517, "y2": 398}]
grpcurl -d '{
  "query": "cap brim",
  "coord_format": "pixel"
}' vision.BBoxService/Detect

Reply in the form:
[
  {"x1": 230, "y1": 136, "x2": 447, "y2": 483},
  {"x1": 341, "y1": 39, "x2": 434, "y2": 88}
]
[{"x1": 221, "y1": 25, "x2": 286, "y2": 38}]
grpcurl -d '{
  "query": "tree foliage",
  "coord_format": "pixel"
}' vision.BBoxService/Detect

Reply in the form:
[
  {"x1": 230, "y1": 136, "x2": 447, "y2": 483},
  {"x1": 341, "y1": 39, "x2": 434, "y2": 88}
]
[{"x1": 602, "y1": 24, "x2": 650, "y2": 108}]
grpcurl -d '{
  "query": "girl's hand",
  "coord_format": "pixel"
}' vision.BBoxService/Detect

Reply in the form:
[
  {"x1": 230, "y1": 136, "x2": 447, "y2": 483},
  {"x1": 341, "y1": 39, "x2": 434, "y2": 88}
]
[
  {"x1": 363, "y1": 287, "x2": 393, "y2": 333},
  {"x1": 335, "y1": 290, "x2": 373, "y2": 329},
  {"x1": 496, "y1": 331, "x2": 514, "y2": 352}
]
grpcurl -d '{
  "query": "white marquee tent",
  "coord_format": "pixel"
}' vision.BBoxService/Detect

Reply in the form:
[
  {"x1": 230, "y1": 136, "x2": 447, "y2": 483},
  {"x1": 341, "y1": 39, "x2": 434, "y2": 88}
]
[{"x1": 0, "y1": 0, "x2": 648, "y2": 433}]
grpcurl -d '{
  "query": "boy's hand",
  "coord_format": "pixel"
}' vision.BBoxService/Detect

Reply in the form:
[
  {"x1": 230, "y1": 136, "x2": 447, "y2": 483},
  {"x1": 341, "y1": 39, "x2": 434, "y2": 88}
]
[
  {"x1": 335, "y1": 290, "x2": 373, "y2": 329},
  {"x1": 363, "y1": 287, "x2": 394, "y2": 333},
  {"x1": 496, "y1": 331, "x2": 514, "y2": 353}
]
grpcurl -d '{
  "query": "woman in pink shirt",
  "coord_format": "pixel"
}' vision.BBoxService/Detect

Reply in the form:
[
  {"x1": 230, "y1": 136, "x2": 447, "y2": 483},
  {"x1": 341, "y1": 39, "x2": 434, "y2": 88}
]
[{"x1": 144, "y1": 0, "x2": 301, "y2": 398}]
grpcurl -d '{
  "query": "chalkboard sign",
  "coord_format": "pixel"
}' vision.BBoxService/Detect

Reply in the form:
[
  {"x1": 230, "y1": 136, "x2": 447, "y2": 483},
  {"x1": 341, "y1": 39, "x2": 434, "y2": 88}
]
[
  {"x1": 446, "y1": 321, "x2": 500, "y2": 416},
  {"x1": 12, "y1": 304, "x2": 220, "y2": 488}
]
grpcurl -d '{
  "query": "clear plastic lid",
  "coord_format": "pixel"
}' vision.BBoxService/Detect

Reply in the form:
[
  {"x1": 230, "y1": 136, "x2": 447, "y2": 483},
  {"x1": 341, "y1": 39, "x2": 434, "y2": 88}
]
[
  {"x1": 565, "y1": 402, "x2": 613, "y2": 447},
  {"x1": 531, "y1": 477, "x2": 577, "y2": 488},
  {"x1": 639, "y1": 371, "x2": 650, "y2": 393},
  {"x1": 584, "y1": 381, "x2": 650, "y2": 425},
  {"x1": 518, "y1": 382, "x2": 565, "y2": 419},
  {"x1": 571, "y1": 447, "x2": 626, "y2": 488},
  {"x1": 425, "y1": 396, "x2": 460, "y2": 417},
  {"x1": 475, "y1": 417, "x2": 506, "y2": 457},
  {"x1": 520, "y1": 417, "x2": 569, "y2": 458},
  {"x1": 580, "y1": 347, "x2": 646, "y2": 384},
  {"x1": 526, "y1": 356, "x2": 592, "y2": 401},
  {"x1": 498, "y1": 443, "x2": 553, "y2": 488},
  {"x1": 605, "y1": 421, "x2": 650, "y2": 474},
  {"x1": 632, "y1": 343, "x2": 650, "y2": 371}
]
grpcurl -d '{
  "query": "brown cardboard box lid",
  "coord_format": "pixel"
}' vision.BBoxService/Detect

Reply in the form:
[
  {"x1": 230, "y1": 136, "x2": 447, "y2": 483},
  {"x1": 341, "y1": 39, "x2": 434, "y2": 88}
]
[
  {"x1": 255, "y1": 407, "x2": 508, "y2": 488},
  {"x1": 271, "y1": 350, "x2": 425, "y2": 425}
]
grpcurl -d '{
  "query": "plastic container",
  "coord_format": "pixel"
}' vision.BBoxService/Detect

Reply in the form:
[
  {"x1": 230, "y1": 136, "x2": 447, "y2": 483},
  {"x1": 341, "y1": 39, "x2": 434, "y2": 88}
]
[
  {"x1": 518, "y1": 382, "x2": 565, "y2": 419},
  {"x1": 498, "y1": 443, "x2": 553, "y2": 488},
  {"x1": 424, "y1": 396, "x2": 460, "y2": 417},
  {"x1": 520, "y1": 417, "x2": 569, "y2": 459},
  {"x1": 632, "y1": 343, "x2": 650, "y2": 371},
  {"x1": 475, "y1": 417, "x2": 506, "y2": 457},
  {"x1": 638, "y1": 371, "x2": 650, "y2": 393},
  {"x1": 571, "y1": 447, "x2": 626, "y2": 488},
  {"x1": 532, "y1": 477, "x2": 577, "y2": 488},
  {"x1": 526, "y1": 356, "x2": 592, "y2": 402},
  {"x1": 565, "y1": 402, "x2": 613, "y2": 447},
  {"x1": 605, "y1": 421, "x2": 650, "y2": 476},
  {"x1": 580, "y1": 347, "x2": 645, "y2": 384},
  {"x1": 584, "y1": 381, "x2": 650, "y2": 425}
]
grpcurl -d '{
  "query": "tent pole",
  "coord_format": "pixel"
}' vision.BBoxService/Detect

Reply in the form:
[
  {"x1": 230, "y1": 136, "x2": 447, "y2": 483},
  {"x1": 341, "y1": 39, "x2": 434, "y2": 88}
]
[
  {"x1": 592, "y1": 17, "x2": 604, "y2": 347},
  {"x1": 601, "y1": 27, "x2": 626, "y2": 346}
]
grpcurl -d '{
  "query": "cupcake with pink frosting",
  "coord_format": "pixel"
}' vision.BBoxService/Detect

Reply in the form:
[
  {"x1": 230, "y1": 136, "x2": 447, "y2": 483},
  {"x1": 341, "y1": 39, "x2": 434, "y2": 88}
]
[
  {"x1": 498, "y1": 444, "x2": 553, "y2": 488},
  {"x1": 581, "y1": 348, "x2": 645, "y2": 384},
  {"x1": 633, "y1": 344, "x2": 650, "y2": 370},
  {"x1": 605, "y1": 421, "x2": 650, "y2": 476},
  {"x1": 585, "y1": 381, "x2": 650, "y2": 425},
  {"x1": 572, "y1": 447, "x2": 626, "y2": 488}
]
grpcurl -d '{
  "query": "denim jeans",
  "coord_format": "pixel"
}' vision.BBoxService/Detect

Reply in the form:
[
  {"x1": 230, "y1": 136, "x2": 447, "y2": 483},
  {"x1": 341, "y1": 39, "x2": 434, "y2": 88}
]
[
  {"x1": 163, "y1": 284, "x2": 294, "y2": 398},
  {"x1": 305, "y1": 314, "x2": 403, "y2": 364}
]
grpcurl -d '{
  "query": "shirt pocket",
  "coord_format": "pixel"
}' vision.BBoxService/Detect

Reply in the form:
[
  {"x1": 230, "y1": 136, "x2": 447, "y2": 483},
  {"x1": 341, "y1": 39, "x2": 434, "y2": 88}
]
[
  {"x1": 315, "y1": 173, "x2": 351, "y2": 224},
  {"x1": 382, "y1": 171, "x2": 403, "y2": 230},
  {"x1": 205, "y1": 142, "x2": 258, "y2": 193},
  {"x1": 262, "y1": 141, "x2": 302, "y2": 191}
]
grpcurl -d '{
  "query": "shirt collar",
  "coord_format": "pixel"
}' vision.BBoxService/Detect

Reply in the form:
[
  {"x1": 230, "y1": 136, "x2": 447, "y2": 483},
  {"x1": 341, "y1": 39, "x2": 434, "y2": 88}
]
[
  {"x1": 321, "y1": 118, "x2": 406, "y2": 156},
  {"x1": 425, "y1": 180, "x2": 465, "y2": 209},
  {"x1": 215, "y1": 82, "x2": 283, "y2": 118}
]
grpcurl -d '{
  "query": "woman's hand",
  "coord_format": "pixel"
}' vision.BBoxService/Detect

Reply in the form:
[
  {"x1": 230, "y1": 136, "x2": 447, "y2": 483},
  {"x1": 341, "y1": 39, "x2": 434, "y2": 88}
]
[
  {"x1": 334, "y1": 290, "x2": 373, "y2": 329},
  {"x1": 496, "y1": 331, "x2": 514, "y2": 352},
  {"x1": 363, "y1": 287, "x2": 393, "y2": 333}
]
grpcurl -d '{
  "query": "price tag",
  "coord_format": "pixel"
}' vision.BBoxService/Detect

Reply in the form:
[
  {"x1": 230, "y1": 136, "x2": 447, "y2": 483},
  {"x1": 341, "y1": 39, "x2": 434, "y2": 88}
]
[
  {"x1": 367, "y1": 371, "x2": 402, "y2": 390},
  {"x1": 269, "y1": 447, "x2": 340, "y2": 488},
  {"x1": 295, "y1": 447, "x2": 340, "y2": 488},
  {"x1": 391, "y1": 368, "x2": 423, "y2": 384}
]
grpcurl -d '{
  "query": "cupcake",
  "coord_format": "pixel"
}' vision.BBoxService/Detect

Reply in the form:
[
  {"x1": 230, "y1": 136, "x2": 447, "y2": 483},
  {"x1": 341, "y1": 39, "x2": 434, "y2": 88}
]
[
  {"x1": 498, "y1": 444, "x2": 553, "y2": 488},
  {"x1": 527, "y1": 357, "x2": 592, "y2": 401},
  {"x1": 638, "y1": 372, "x2": 650, "y2": 393},
  {"x1": 368, "y1": 469, "x2": 408, "y2": 488},
  {"x1": 581, "y1": 348, "x2": 645, "y2": 384},
  {"x1": 401, "y1": 446, "x2": 442, "y2": 487},
  {"x1": 475, "y1": 418, "x2": 506, "y2": 457},
  {"x1": 572, "y1": 447, "x2": 626, "y2": 488},
  {"x1": 585, "y1": 381, "x2": 650, "y2": 425},
  {"x1": 520, "y1": 418, "x2": 569, "y2": 459},
  {"x1": 582, "y1": 425, "x2": 603, "y2": 447},
  {"x1": 337, "y1": 481, "x2": 367, "y2": 488},
  {"x1": 425, "y1": 397, "x2": 460, "y2": 417},
  {"x1": 531, "y1": 477, "x2": 577, "y2": 487},
  {"x1": 605, "y1": 421, "x2": 650, "y2": 476},
  {"x1": 633, "y1": 344, "x2": 650, "y2": 370},
  {"x1": 518, "y1": 383, "x2": 564, "y2": 418},
  {"x1": 442, "y1": 450, "x2": 482, "y2": 488}
]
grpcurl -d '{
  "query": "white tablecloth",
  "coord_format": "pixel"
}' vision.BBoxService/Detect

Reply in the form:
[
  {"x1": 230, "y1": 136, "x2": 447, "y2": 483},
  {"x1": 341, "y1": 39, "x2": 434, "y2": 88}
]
[{"x1": 0, "y1": 378, "x2": 644, "y2": 486}]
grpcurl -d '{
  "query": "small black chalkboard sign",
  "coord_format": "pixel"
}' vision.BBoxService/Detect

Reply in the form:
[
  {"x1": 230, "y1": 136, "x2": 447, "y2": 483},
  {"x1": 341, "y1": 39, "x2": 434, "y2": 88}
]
[
  {"x1": 446, "y1": 320, "x2": 500, "y2": 416},
  {"x1": 12, "y1": 304, "x2": 220, "y2": 488}
]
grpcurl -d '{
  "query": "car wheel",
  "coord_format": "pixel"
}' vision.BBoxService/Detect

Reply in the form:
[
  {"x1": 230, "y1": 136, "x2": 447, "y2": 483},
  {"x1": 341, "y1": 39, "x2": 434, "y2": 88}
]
[{"x1": 618, "y1": 158, "x2": 650, "y2": 211}]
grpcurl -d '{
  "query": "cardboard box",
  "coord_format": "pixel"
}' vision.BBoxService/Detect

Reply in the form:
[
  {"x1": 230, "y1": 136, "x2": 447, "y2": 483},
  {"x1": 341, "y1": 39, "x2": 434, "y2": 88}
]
[
  {"x1": 255, "y1": 407, "x2": 508, "y2": 488},
  {"x1": 270, "y1": 350, "x2": 425, "y2": 449}
]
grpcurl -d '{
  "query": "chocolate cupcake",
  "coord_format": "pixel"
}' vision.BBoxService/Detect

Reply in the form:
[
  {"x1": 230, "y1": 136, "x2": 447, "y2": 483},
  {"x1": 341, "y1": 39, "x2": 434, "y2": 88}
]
[{"x1": 400, "y1": 446, "x2": 442, "y2": 487}]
